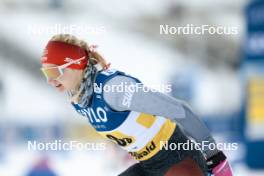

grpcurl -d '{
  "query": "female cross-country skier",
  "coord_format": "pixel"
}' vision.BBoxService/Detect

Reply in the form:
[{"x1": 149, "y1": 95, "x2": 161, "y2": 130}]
[{"x1": 40, "y1": 34, "x2": 233, "y2": 176}]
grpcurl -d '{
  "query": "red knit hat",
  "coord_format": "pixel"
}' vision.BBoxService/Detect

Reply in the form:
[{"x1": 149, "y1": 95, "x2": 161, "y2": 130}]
[{"x1": 41, "y1": 41, "x2": 88, "y2": 70}]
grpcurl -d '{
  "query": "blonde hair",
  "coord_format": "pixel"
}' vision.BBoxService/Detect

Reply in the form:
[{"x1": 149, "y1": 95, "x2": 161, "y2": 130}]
[{"x1": 49, "y1": 34, "x2": 109, "y2": 69}]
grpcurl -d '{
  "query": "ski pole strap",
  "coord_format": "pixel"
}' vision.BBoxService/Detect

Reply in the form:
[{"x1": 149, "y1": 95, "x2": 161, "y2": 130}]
[{"x1": 206, "y1": 151, "x2": 227, "y2": 172}]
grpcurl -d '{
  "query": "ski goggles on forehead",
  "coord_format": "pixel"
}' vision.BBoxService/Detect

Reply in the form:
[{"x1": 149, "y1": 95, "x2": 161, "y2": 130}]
[{"x1": 41, "y1": 56, "x2": 86, "y2": 80}]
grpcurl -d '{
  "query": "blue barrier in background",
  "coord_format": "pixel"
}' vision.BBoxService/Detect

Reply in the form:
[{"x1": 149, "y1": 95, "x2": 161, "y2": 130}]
[{"x1": 244, "y1": 0, "x2": 264, "y2": 169}]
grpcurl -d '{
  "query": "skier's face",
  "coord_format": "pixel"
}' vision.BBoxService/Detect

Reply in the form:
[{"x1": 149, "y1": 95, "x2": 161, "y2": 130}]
[{"x1": 41, "y1": 63, "x2": 83, "y2": 92}]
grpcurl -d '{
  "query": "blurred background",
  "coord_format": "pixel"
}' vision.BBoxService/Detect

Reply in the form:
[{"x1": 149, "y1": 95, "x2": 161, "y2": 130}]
[{"x1": 0, "y1": 0, "x2": 264, "y2": 175}]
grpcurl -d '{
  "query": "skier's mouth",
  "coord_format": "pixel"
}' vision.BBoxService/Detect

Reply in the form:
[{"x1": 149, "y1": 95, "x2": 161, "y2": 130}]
[{"x1": 55, "y1": 84, "x2": 62, "y2": 88}]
